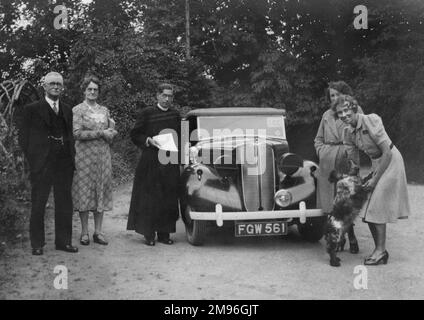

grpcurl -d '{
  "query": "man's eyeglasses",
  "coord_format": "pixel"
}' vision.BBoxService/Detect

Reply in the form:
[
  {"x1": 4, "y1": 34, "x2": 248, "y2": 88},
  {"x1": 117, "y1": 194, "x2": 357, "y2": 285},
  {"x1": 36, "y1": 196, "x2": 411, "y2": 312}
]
[
  {"x1": 160, "y1": 93, "x2": 174, "y2": 99},
  {"x1": 47, "y1": 82, "x2": 63, "y2": 87}
]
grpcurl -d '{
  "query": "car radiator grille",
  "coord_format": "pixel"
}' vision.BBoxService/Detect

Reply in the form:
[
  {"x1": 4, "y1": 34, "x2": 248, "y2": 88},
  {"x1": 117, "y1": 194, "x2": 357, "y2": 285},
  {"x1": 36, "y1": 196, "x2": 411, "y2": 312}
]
[{"x1": 238, "y1": 142, "x2": 275, "y2": 211}]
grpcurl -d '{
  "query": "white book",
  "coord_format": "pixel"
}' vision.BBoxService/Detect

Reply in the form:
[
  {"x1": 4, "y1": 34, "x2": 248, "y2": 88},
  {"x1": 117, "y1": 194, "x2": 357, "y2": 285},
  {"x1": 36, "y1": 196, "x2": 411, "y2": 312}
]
[{"x1": 152, "y1": 133, "x2": 178, "y2": 152}]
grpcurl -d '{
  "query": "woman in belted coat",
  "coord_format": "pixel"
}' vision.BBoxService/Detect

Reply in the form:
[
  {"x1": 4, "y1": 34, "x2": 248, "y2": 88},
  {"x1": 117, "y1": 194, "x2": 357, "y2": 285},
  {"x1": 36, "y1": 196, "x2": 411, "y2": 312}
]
[
  {"x1": 335, "y1": 94, "x2": 410, "y2": 265},
  {"x1": 314, "y1": 81, "x2": 363, "y2": 252}
]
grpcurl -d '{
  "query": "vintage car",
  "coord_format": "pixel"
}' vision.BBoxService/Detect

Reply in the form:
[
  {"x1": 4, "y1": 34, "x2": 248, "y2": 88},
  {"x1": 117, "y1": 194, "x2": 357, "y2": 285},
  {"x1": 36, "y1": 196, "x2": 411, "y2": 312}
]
[{"x1": 179, "y1": 108, "x2": 325, "y2": 245}]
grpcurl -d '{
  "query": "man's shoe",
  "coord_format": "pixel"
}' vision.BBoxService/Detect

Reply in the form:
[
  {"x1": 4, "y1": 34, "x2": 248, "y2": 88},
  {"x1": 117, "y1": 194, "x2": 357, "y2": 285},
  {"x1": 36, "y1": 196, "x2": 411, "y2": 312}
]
[
  {"x1": 144, "y1": 238, "x2": 155, "y2": 246},
  {"x1": 55, "y1": 244, "x2": 78, "y2": 253},
  {"x1": 32, "y1": 248, "x2": 43, "y2": 255},
  {"x1": 157, "y1": 233, "x2": 173, "y2": 245},
  {"x1": 157, "y1": 238, "x2": 174, "y2": 245}
]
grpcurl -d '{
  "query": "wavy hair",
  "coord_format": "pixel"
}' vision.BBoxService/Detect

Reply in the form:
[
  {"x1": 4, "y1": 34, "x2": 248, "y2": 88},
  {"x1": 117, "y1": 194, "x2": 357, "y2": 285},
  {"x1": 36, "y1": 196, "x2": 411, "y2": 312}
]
[
  {"x1": 80, "y1": 74, "x2": 101, "y2": 93},
  {"x1": 326, "y1": 81, "x2": 354, "y2": 104},
  {"x1": 333, "y1": 94, "x2": 359, "y2": 118}
]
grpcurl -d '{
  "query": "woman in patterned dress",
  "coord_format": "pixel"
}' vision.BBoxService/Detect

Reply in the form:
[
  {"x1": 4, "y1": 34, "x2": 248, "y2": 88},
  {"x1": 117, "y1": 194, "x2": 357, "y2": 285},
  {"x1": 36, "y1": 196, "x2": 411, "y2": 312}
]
[
  {"x1": 335, "y1": 95, "x2": 410, "y2": 265},
  {"x1": 72, "y1": 75, "x2": 117, "y2": 246}
]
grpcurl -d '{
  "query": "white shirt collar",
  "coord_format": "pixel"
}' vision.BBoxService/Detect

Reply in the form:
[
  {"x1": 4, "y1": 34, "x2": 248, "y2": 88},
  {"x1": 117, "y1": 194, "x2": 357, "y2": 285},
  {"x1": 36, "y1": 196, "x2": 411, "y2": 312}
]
[
  {"x1": 45, "y1": 96, "x2": 59, "y2": 110},
  {"x1": 157, "y1": 103, "x2": 168, "y2": 112}
]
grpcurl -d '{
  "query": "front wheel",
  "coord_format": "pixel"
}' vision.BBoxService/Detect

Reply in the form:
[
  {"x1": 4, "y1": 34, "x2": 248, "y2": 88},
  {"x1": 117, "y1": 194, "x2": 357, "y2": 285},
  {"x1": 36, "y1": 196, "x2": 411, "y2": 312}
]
[
  {"x1": 297, "y1": 216, "x2": 326, "y2": 242},
  {"x1": 184, "y1": 206, "x2": 207, "y2": 246}
]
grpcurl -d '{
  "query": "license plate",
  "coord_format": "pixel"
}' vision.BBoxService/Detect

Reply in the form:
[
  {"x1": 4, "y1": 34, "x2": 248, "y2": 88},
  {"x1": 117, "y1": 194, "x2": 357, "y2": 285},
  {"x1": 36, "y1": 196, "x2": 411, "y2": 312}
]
[{"x1": 235, "y1": 221, "x2": 288, "y2": 237}]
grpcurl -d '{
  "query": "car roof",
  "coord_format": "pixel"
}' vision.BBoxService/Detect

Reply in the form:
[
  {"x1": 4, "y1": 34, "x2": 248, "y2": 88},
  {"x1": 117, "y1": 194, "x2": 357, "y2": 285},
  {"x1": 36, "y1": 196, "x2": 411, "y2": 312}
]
[{"x1": 186, "y1": 107, "x2": 286, "y2": 118}]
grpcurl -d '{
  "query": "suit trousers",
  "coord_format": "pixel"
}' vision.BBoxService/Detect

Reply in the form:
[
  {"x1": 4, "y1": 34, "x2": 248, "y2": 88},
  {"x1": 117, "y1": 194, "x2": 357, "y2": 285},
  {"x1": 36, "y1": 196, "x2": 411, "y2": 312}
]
[{"x1": 30, "y1": 152, "x2": 74, "y2": 248}]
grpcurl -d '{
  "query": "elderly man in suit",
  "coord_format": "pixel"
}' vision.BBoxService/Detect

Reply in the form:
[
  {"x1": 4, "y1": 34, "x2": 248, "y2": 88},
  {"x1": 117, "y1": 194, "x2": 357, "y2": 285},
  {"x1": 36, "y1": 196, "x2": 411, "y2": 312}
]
[{"x1": 18, "y1": 72, "x2": 78, "y2": 255}]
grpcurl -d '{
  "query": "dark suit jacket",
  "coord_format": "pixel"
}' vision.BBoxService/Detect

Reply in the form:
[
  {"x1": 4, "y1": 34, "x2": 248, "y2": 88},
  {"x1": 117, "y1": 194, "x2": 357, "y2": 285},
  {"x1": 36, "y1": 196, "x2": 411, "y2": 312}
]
[{"x1": 18, "y1": 98, "x2": 76, "y2": 175}]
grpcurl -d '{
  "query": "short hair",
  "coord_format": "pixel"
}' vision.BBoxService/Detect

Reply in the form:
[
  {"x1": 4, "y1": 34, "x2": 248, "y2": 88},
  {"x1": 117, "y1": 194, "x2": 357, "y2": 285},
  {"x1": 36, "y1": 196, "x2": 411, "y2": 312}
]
[
  {"x1": 42, "y1": 72, "x2": 63, "y2": 85},
  {"x1": 81, "y1": 74, "x2": 101, "y2": 92},
  {"x1": 333, "y1": 94, "x2": 359, "y2": 118},
  {"x1": 326, "y1": 81, "x2": 353, "y2": 103},
  {"x1": 156, "y1": 83, "x2": 173, "y2": 95}
]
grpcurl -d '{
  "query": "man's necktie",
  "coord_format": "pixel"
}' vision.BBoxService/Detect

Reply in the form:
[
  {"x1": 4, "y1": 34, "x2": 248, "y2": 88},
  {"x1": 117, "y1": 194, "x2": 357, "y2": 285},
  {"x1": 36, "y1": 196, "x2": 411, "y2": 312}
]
[{"x1": 53, "y1": 102, "x2": 58, "y2": 115}]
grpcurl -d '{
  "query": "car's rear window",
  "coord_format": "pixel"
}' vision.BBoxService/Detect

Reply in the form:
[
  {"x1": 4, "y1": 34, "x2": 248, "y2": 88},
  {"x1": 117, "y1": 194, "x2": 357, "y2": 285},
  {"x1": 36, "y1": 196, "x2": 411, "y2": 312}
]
[{"x1": 196, "y1": 116, "x2": 286, "y2": 140}]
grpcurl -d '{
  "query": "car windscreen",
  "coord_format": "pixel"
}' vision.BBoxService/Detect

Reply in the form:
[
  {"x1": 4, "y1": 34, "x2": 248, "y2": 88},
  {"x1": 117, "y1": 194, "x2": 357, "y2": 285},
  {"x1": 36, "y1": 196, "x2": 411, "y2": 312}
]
[{"x1": 196, "y1": 116, "x2": 286, "y2": 140}]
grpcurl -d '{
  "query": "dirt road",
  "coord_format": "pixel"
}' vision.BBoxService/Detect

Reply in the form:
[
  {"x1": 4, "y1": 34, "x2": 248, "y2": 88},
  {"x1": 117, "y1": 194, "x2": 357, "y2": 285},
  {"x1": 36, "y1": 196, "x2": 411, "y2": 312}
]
[{"x1": 1, "y1": 183, "x2": 423, "y2": 300}]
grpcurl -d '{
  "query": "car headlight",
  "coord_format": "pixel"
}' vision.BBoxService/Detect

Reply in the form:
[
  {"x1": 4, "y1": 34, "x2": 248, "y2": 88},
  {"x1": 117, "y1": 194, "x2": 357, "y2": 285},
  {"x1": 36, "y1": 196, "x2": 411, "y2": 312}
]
[
  {"x1": 274, "y1": 189, "x2": 292, "y2": 207},
  {"x1": 278, "y1": 153, "x2": 303, "y2": 176}
]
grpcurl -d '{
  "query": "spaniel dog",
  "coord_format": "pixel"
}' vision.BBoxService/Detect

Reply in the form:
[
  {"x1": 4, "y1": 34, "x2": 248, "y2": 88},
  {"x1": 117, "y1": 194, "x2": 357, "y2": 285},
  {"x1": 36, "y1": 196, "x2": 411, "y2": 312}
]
[{"x1": 325, "y1": 171, "x2": 371, "y2": 267}]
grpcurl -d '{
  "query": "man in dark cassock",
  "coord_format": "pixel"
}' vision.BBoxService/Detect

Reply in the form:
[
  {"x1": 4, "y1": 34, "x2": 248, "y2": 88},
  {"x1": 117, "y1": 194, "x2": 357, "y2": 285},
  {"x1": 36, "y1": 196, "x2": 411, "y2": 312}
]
[{"x1": 127, "y1": 83, "x2": 181, "y2": 246}]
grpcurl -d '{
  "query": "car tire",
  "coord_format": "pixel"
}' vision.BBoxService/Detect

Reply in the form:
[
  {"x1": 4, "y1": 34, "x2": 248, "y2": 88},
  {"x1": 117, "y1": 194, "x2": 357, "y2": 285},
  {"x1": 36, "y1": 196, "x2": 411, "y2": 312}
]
[
  {"x1": 184, "y1": 206, "x2": 207, "y2": 246},
  {"x1": 297, "y1": 216, "x2": 326, "y2": 242}
]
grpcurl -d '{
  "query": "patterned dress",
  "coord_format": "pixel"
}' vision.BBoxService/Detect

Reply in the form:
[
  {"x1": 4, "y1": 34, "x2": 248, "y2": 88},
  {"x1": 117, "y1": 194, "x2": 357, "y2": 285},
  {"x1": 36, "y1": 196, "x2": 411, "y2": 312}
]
[{"x1": 72, "y1": 102, "x2": 116, "y2": 212}]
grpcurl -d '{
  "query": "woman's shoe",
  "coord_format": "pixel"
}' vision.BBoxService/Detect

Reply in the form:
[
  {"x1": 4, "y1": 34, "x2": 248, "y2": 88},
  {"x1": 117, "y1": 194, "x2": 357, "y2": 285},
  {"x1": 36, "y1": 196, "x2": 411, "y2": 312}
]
[
  {"x1": 93, "y1": 233, "x2": 108, "y2": 245},
  {"x1": 80, "y1": 234, "x2": 90, "y2": 246},
  {"x1": 364, "y1": 250, "x2": 389, "y2": 265}
]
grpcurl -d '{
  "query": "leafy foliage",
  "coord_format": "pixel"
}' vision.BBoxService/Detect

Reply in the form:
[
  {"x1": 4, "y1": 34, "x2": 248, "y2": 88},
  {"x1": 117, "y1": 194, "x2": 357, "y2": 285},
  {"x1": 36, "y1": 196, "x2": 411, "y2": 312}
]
[{"x1": 0, "y1": 0, "x2": 423, "y2": 189}]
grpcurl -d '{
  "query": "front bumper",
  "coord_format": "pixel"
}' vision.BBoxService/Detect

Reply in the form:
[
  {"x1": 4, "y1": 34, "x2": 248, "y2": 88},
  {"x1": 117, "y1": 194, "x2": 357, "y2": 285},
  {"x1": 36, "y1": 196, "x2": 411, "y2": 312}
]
[{"x1": 189, "y1": 201, "x2": 323, "y2": 227}]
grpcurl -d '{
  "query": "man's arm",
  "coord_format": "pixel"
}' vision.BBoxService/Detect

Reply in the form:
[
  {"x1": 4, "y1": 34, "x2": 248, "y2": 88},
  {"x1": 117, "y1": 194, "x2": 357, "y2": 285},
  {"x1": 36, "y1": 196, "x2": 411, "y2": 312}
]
[{"x1": 130, "y1": 108, "x2": 150, "y2": 149}]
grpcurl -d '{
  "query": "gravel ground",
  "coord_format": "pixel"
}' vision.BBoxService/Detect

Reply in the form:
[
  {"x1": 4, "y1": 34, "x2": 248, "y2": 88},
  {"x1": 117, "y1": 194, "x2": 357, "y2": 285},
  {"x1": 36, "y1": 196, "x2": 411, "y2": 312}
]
[{"x1": 0, "y1": 183, "x2": 423, "y2": 300}]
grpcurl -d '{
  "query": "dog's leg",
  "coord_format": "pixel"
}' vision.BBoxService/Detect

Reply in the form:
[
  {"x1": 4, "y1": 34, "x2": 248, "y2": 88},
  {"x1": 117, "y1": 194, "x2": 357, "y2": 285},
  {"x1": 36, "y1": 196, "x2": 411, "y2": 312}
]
[
  {"x1": 338, "y1": 234, "x2": 346, "y2": 252},
  {"x1": 326, "y1": 218, "x2": 341, "y2": 267},
  {"x1": 347, "y1": 224, "x2": 359, "y2": 254}
]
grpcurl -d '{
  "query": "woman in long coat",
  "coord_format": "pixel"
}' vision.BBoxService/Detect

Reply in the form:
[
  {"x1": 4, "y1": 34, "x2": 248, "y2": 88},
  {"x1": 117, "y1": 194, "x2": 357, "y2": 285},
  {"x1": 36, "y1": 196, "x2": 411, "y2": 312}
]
[
  {"x1": 127, "y1": 83, "x2": 180, "y2": 246},
  {"x1": 314, "y1": 81, "x2": 362, "y2": 252},
  {"x1": 335, "y1": 94, "x2": 410, "y2": 265}
]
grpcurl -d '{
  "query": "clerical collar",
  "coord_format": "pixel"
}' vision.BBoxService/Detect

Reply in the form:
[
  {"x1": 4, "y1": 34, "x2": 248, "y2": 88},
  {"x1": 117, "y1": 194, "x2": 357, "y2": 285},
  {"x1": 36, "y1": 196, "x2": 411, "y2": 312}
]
[
  {"x1": 157, "y1": 103, "x2": 169, "y2": 112},
  {"x1": 45, "y1": 95, "x2": 59, "y2": 111}
]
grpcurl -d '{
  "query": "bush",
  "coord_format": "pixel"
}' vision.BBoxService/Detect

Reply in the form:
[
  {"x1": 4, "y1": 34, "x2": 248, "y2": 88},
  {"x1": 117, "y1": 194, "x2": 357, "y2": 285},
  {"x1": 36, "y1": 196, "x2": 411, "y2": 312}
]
[
  {"x1": 111, "y1": 136, "x2": 138, "y2": 187},
  {"x1": 0, "y1": 160, "x2": 30, "y2": 241}
]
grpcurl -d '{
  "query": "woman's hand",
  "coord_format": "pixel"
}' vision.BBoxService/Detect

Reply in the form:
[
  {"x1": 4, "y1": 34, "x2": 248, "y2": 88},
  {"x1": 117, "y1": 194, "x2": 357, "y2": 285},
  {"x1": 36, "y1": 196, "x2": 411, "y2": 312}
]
[
  {"x1": 102, "y1": 128, "x2": 116, "y2": 143},
  {"x1": 362, "y1": 177, "x2": 377, "y2": 192}
]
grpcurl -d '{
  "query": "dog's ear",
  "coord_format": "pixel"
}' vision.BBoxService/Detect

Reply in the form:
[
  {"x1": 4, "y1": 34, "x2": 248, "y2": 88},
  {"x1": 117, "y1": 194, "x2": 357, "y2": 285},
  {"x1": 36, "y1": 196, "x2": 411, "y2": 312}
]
[
  {"x1": 328, "y1": 170, "x2": 340, "y2": 183},
  {"x1": 351, "y1": 184, "x2": 369, "y2": 205}
]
